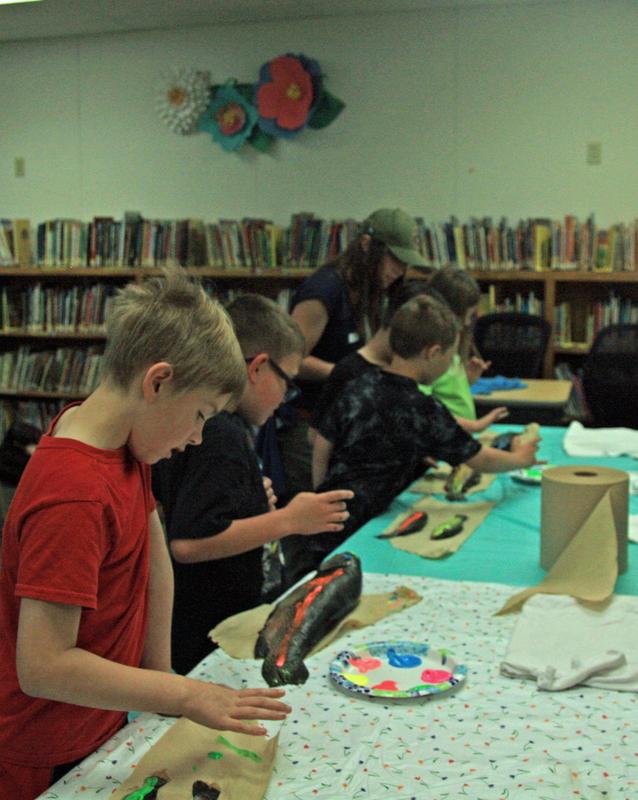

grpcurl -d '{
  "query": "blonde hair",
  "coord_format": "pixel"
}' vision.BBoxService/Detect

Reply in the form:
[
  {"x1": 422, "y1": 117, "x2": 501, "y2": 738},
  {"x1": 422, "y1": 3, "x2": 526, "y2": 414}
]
[
  {"x1": 389, "y1": 295, "x2": 460, "y2": 358},
  {"x1": 226, "y1": 293, "x2": 305, "y2": 360},
  {"x1": 102, "y1": 269, "x2": 245, "y2": 402}
]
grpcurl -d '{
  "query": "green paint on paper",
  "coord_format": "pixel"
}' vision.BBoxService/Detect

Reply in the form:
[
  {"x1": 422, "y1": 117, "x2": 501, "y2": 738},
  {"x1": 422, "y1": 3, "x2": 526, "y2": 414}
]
[
  {"x1": 217, "y1": 735, "x2": 262, "y2": 762},
  {"x1": 122, "y1": 775, "x2": 159, "y2": 800},
  {"x1": 207, "y1": 751, "x2": 224, "y2": 760}
]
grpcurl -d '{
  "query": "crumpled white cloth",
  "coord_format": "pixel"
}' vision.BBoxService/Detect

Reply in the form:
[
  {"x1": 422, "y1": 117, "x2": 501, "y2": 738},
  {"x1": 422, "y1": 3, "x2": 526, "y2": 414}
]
[
  {"x1": 500, "y1": 593, "x2": 638, "y2": 691},
  {"x1": 563, "y1": 420, "x2": 638, "y2": 457}
]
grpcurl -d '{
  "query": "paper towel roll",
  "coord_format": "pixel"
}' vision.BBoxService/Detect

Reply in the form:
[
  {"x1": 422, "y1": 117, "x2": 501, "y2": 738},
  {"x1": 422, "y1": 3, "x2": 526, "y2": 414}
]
[{"x1": 540, "y1": 465, "x2": 628, "y2": 573}]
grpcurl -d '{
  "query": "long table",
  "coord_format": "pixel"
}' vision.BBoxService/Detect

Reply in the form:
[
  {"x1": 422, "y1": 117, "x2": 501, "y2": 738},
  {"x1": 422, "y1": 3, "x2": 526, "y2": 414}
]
[
  {"x1": 336, "y1": 424, "x2": 636, "y2": 594},
  {"x1": 473, "y1": 379, "x2": 572, "y2": 425},
  {"x1": 40, "y1": 425, "x2": 638, "y2": 799}
]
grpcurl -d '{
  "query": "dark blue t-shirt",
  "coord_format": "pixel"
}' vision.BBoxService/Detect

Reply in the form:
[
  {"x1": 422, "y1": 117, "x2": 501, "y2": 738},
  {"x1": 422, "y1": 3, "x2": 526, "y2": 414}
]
[{"x1": 291, "y1": 264, "x2": 363, "y2": 411}]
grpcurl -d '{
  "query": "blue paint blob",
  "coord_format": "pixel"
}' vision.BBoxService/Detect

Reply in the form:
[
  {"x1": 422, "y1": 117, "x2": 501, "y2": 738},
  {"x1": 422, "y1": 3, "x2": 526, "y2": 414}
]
[{"x1": 386, "y1": 647, "x2": 422, "y2": 668}]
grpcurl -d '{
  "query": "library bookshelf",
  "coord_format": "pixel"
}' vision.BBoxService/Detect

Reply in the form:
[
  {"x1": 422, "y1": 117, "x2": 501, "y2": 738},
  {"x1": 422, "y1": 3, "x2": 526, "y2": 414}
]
[
  {"x1": 0, "y1": 266, "x2": 313, "y2": 436},
  {"x1": 3, "y1": 264, "x2": 638, "y2": 435},
  {"x1": 470, "y1": 269, "x2": 638, "y2": 378}
]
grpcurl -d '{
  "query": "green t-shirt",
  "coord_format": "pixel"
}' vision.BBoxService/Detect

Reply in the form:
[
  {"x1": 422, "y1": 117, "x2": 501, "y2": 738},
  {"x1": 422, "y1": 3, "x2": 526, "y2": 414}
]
[{"x1": 420, "y1": 354, "x2": 476, "y2": 420}]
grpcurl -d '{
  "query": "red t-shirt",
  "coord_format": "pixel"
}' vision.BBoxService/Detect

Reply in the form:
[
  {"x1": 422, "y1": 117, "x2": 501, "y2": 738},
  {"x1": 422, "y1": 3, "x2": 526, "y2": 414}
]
[{"x1": 0, "y1": 407, "x2": 154, "y2": 767}]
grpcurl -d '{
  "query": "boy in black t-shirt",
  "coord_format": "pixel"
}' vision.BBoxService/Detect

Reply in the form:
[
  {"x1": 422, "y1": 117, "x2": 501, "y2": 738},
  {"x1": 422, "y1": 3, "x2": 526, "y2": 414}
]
[
  {"x1": 310, "y1": 279, "x2": 508, "y2": 470},
  {"x1": 310, "y1": 295, "x2": 541, "y2": 561},
  {"x1": 152, "y1": 294, "x2": 352, "y2": 675}
]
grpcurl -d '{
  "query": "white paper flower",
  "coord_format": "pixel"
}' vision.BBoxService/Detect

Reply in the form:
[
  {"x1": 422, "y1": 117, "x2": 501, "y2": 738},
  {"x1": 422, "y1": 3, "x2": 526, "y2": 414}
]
[{"x1": 156, "y1": 68, "x2": 211, "y2": 135}]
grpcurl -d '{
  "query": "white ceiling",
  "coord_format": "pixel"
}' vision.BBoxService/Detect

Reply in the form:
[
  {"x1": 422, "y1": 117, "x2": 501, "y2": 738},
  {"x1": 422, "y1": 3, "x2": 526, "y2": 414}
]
[{"x1": 0, "y1": 0, "x2": 533, "y2": 43}]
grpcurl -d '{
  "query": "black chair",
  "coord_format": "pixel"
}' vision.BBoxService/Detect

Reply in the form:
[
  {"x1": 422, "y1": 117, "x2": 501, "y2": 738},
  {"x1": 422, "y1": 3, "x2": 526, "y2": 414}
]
[
  {"x1": 472, "y1": 312, "x2": 551, "y2": 378},
  {"x1": 581, "y1": 323, "x2": 638, "y2": 428}
]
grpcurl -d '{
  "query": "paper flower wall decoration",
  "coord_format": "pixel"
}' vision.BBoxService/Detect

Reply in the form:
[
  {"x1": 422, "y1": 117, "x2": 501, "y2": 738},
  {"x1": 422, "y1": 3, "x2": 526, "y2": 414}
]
[
  {"x1": 156, "y1": 68, "x2": 211, "y2": 135},
  {"x1": 255, "y1": 54, "x2": 320, "y2": 138},
  {"x1": 198, "y1": 82, "x2": 258, "y2": 151},
  {"x1": 156, "y1": 55, "x2": 344, "y2": 153}
]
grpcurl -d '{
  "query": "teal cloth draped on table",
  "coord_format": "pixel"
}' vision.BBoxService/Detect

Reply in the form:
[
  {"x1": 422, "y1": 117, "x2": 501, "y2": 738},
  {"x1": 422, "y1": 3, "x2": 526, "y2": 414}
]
[{"x1": 336, "y1": 424, "x2": 637, "y2": 595}]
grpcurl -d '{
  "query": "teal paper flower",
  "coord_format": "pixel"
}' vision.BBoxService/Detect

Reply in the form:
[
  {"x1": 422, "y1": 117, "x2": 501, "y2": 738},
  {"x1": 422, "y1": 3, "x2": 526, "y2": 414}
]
[{"x1": 198, "y1": 82, "x2": 258, "y2": 151}]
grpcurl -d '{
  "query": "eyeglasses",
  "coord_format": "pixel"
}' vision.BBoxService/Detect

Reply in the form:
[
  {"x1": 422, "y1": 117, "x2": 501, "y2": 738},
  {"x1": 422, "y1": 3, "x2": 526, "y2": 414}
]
[{"x1": 244, "y1": 356, "x2": 301, "y2": 403}]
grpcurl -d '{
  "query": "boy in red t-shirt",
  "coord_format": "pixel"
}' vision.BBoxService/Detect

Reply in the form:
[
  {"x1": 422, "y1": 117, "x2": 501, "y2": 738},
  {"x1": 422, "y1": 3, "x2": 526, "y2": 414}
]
[{"x1": 0, "y1": 270, "x2": 292, "y2": 800}]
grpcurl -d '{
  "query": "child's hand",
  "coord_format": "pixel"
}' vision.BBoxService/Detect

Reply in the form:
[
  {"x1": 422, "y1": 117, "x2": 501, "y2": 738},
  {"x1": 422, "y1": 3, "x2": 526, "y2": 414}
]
[
  {"x1": 285, "y1": 489, "x2": 354, "y2": 535},
  {"x1": 182, "y1": 680, "x2": 291, "y2": 736},
  {"x1": 510, "y1": 435, "x2": 544, "y2": 467},
  {"x1": 466, "y1": 356, "x2": 491, "y2": 385},
  {"x1": 263, "y1": 476, "x2": 277, "y2": 512},
  {"x1": 475, "y1": 406, "x2": 509, "y2": 431}
]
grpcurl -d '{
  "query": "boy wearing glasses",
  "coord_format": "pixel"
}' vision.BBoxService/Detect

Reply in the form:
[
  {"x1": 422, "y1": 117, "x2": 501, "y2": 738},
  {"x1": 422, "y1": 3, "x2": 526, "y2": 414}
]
[{"x1": 152, "y1": 294, "x2": 353, "y2": 675}]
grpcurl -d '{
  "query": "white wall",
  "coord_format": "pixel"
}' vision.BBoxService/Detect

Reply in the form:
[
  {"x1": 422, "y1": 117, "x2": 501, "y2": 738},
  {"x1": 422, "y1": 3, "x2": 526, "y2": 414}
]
[{"x1": 1, "y1": 0, "x2": 637, "y2": 227}]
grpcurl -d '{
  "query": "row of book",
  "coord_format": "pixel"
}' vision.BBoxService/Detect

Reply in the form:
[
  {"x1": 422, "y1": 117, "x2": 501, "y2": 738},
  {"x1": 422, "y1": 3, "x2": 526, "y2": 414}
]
[
  {"x1": 553, "y1": 292, "x2": 638, "y2": 346},
  {"x1": 0, "y1": 284, "x2": 116, "y2": 334},
  {"x1": 4, "y1": 212, "x2": 638, "y2": 272},
  {"x1": 416, "y1": 215, "x2": 638, "y2": 272},
  {"x1": 0, "y1": 279, "x2": 292, "y2": 335},
  {"x1": 0, "y1": 346, "x2": 103, "y2": 395},
  {"x1": 478, "y1": 286, "x2": 544, "y2": 317}
]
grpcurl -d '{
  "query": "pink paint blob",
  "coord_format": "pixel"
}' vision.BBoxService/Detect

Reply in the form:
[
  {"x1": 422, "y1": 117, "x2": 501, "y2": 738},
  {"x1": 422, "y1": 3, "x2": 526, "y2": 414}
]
[
  {"x1": 349, "y1": 656, "x2": 382, "y2": 673},
  {"x1": 373, "y1": 680, "x2": 399, "y2": 691},
  {"x1": 420, "y1": 669, "x2": 453, "y2": 684}
]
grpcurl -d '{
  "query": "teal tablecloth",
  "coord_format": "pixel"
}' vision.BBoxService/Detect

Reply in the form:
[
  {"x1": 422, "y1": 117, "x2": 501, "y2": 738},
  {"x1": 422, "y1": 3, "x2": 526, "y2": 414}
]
[{"x1": 336, "y1": 424, "x2": 637, "y2": 594}]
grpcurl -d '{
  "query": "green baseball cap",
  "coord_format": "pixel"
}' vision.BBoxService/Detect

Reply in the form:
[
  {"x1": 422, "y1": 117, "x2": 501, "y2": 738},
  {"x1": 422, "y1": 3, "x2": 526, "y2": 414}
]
[{"x1": 361, "y1": 208, "x2": 427, "y2": 267}]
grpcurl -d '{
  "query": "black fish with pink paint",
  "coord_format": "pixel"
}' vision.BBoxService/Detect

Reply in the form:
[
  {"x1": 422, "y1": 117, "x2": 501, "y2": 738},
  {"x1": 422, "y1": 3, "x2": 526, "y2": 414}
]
[{"x1": 255, "y1": 552, "x2": 362, "y2": 687}]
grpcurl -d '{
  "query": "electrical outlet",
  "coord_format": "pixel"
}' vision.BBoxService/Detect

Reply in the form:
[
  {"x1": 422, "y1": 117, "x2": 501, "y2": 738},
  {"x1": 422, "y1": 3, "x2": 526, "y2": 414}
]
[
  {"x1": 586, "y1": 142, "x2": 602, "y2": 165},
  {"x1": 14, "y1": 157, "x2": 25, "y2": 177}
]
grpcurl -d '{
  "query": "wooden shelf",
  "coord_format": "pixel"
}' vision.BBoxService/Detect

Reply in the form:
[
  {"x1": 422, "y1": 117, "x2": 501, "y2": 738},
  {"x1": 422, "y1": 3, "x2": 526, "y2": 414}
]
[
  {"x1": 0, "y1": 388, "x2": 87, "y2": 400},
  {"x1": 0, "y1": 330, "x2": 106, "y2": 340},
  {"x1": 0, "y1": 266, "x2": 314, "y2": 279},
  {"x1": 469, "y1": 269, "x2": 638, "y2": 283}
]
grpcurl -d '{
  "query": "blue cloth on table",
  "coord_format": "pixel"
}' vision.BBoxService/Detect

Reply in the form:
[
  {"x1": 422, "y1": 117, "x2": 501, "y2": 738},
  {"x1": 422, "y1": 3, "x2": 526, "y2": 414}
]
[
  {"x1": 334, "y1": 424, "x2": 638, "y2": 596},
  {"x1": 471, "y1": 375, "x2": 527, "y2": 395}
]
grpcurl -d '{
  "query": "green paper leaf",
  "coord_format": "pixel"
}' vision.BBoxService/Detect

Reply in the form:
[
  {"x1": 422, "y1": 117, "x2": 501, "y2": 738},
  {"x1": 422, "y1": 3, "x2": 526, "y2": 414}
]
[
  {"x1": 247, "y1": 127, "x2": 274, "y2": 152},
  {"x1": 308, "y1": 89, "x2": 345, "y2": 129},
  {"x1": 234, "y1": 82, "x2": 256, "y2": 103}
]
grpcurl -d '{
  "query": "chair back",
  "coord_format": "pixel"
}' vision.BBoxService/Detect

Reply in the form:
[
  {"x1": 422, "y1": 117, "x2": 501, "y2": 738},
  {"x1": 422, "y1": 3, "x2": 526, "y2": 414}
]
[
  {"x1": 472, "y1": 312, "x2": 551, "y2": 378},
  {"x1": 582, "y1": 323, "x2": 638, "y2": 428}
]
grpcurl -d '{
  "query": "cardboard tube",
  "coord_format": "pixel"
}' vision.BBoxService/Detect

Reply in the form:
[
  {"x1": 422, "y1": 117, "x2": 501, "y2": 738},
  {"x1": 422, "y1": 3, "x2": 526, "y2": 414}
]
[{"x1": 540, "y1": 465, "x2": 628, "y2": 573}]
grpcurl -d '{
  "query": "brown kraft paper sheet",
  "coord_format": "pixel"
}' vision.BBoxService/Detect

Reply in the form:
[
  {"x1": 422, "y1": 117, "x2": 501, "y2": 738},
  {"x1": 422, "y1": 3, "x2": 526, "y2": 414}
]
[
  {"x1": 210, "y1": 586, "x2": 422, "y2": 660},
  {"x1": 110, "y1": 717, "x2": 279, "y2": 800},
  {"x1": 383, "y1": 497, "x2": 495, "y2": 558}
]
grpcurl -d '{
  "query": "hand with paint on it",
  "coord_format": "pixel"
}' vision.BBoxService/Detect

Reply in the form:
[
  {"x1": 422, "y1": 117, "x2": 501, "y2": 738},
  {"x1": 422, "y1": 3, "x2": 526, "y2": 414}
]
[{"x1": 181, "y1": 679, "x2": 291, "y2": 736}]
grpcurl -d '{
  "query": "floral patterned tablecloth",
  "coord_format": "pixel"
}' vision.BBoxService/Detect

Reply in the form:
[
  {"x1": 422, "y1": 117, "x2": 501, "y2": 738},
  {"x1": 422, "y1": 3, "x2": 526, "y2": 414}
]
[{"x1": 41, "y1": 573, "x2": 637, "y2": 800}]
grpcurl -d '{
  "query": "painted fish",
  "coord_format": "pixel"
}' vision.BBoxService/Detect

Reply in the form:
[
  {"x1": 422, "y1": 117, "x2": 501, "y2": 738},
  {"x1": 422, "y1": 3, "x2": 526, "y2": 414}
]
[
  {"x1": 255, "y1": 551, "x2": 362, "y2": 687},
  {"x1": 192, "y1": 781, "x2": 220, "y2": 800},
  {"x1": 444, "y1": 464, "x2": 480, "y2": 501}
]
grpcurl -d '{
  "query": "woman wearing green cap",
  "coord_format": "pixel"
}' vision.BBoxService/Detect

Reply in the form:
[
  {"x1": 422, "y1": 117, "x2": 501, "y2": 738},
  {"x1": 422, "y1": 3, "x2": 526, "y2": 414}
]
[{"x1": 267, "y1": 208, "x2": 427, "y2": 577}]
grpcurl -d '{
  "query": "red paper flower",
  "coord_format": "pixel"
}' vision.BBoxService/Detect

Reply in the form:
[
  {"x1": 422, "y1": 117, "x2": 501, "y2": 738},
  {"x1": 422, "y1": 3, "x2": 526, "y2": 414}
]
[{"x1": 256, "y1": 55, "x2": 314, "y2": 131}]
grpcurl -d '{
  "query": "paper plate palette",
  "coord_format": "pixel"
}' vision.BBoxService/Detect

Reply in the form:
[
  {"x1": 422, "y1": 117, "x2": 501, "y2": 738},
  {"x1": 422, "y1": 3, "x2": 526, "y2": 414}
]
[
  {"x1": 329, "y1": 640, "x2": 467, "y2": 699},
  {"x1": 511, "y1": 465, "x2": 550, "y2": 485}
]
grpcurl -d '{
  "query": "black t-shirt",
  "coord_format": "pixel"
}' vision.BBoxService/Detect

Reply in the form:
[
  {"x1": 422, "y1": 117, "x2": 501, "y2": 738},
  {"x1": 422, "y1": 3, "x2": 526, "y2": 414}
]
[
  {"x1": 311, "y1": 351, "x2": 379, "y2": 430},
  {"x1": 290, "y1": 264, "x2": 363, "y2": 411},
  {"x1": 314, "y1": 369, "x2": 481, "y2": 555},
  {"x1": 152, "y1": 411, "x2": 269, "y2": 674}
]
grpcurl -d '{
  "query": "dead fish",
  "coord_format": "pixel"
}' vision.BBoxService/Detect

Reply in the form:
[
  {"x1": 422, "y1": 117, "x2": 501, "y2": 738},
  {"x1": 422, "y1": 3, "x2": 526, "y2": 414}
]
[
  {"x1": 255, "y1": 551, "x2": 362, "y2": 687},
  {"x1": 444, "y1": 464, "x2": 480, "y2": 501},
  {"x1": 192, "y1": 780, "x2": 221, "y2": 799}
]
